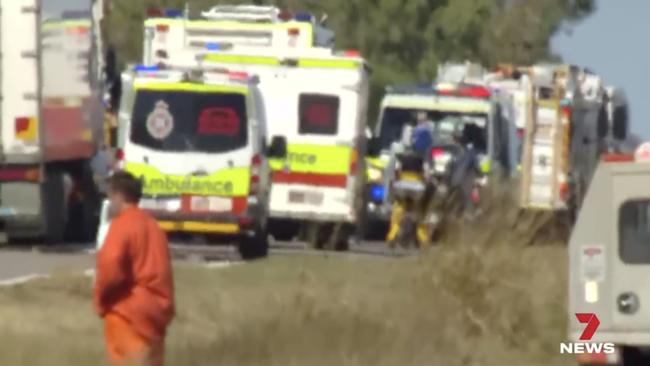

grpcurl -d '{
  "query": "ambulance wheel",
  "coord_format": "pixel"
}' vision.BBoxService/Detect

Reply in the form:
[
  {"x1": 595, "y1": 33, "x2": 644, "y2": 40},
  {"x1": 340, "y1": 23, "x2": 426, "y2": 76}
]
[{"x1": 238, "y1": 228, "x2": 269, "y2": 260}]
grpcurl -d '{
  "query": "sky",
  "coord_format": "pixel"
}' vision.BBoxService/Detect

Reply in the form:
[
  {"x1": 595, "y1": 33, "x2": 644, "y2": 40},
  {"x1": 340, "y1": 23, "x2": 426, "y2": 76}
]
[{"x1": 552, "y1": 0, "x2": 650, "y2": 138}]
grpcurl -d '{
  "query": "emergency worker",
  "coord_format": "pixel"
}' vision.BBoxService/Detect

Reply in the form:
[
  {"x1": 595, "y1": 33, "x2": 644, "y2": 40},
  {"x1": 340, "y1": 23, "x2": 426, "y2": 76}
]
[
  {"x1": 94, "y1": 171, "x2": 175, "y2": 366},
  {"x1": 386, "y1": 111, "x2": 436, "y2": 248},
  {"x1": 449, "y1": 124, "x2": 482, "y2": 219}
]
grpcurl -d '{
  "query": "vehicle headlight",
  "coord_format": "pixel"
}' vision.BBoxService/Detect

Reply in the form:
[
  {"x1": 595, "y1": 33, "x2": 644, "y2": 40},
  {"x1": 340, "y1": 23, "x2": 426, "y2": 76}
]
[{"x1": 368, "y1": 167, "x2": 382, "y2": 182}]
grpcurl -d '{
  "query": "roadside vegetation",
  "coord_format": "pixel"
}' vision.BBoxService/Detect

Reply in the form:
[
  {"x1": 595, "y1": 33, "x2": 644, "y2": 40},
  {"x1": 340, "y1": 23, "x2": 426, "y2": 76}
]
[{"x1": 0, "y1": 241, "x2": 568, "y2": 365}]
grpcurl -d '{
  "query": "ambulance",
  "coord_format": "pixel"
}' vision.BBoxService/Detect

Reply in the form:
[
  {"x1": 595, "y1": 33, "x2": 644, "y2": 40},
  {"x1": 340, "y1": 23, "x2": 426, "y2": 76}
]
[
  {"x1": 193, "y1": 46, "x2": 371, "y2": 249},
  {"x1": 143, "y1": 5, "x2": 335, "y2": 66},
  {"x1": 366, "y1": 81, "x2": 519, "y2": 229},
  {"x1": 97, "y1": 64, "x2": 287, "y2": 259}
]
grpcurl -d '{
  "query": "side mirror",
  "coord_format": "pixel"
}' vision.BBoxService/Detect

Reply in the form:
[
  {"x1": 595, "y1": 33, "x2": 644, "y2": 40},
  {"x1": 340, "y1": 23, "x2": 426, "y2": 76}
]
[
  {"x1": 268, "y1": 136, "x2": 288, "y2": 158},
  {"x1": 367, "y1": 137, "x2": 381, "y2": 157}
]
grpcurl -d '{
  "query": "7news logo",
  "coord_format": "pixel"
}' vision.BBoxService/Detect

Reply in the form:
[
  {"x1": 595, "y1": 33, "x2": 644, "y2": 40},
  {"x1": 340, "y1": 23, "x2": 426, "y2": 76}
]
[{"x1": 561, "y1": 313, "x2": 615, "y2": 354}]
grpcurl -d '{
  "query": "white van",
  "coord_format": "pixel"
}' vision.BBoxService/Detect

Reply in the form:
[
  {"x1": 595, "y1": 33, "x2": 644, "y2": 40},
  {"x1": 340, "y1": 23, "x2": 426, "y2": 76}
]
[
  {"x1": 97, "y1": 64, "x2": 287, "y2": 259},
  {"x1": 195, "y1": 46, "x2": 370, "y2": 249}
]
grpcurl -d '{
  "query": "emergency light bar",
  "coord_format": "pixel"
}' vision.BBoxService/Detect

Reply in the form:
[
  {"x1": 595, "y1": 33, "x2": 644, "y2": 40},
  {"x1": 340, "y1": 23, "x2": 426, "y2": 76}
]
[
  {"x1": 133, "y1": 63, "x2": 259, "y2": 84},
  {"x1": 201, "y1": 5, "x2": 280, "y2": 22},
  {"x1": 147, "y1": 8, "x2": 184, "y2": 18}
]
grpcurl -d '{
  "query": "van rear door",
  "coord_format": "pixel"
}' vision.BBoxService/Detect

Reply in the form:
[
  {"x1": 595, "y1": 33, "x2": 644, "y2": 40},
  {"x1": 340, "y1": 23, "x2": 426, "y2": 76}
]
[
  {"x1": 611, "y1": 167, "x2": 650, "y2": 338},
  {"x1": 0, "y1": 0, "x2": 40, "y2": 163}
]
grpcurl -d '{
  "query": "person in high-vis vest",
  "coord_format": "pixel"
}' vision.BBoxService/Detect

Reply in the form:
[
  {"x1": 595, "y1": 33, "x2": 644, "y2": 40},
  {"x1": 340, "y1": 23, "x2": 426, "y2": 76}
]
[{"x1": 94, "y1": 171, "x2": 175, "y2": 366}]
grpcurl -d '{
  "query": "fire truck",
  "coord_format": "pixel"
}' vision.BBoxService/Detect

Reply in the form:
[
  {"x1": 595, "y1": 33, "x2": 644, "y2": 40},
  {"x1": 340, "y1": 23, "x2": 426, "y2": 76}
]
[
  {"x1": 143, "y1": 5, "x2": 335, "y2": 66},
  {"x1": 518, "y1": 64, "x2": 628, "y2": 220},
  {"x1": 0, "y1": 0, "x2": 107, "y2": 243}
]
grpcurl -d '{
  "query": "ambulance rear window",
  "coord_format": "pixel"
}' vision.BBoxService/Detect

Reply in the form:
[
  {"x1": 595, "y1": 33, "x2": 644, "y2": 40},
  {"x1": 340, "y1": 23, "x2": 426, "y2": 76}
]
[
  {"x1": 299, "y1": 94, "x2": 340, "y2": 135},
  {"x1": 619, "y1": 200, "x2": 650, "y2": 264},
  {"x1": 130, "y1": 90, "x2": 248, "y2": 153}
]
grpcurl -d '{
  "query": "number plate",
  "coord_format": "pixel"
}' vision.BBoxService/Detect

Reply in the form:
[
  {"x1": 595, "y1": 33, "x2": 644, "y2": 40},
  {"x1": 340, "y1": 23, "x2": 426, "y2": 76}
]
[
  {"x1": 191, "y1": 196, "x2": 232, "y2": 212},
  {"x1": 288, "y1": 191, "x2": 323, "y2": 205}
]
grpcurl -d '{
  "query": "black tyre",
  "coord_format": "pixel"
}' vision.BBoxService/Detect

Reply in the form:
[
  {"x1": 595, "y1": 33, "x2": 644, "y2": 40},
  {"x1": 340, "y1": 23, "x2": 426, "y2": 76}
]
[
  {"x1": 306, "y1": 222, "x2": 331, "y2": 250},
  {"x1": 238, "y1": 228, "x2": 269, "y2": 260},
  {"x1": 269, "y1": 219, "x2": 300, "y2": 241},
  {"x1": 41, "y1": 168, "x2": 66, "y2": 245}
]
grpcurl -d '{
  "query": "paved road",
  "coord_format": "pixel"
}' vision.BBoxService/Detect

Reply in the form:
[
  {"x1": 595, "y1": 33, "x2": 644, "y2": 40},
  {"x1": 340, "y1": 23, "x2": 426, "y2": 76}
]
[
  {"x1": 0, "y1": 249, "x2": 93, "y2": 283},
  {"x1": 0, "y1": 239, "x2": 411, "y2": 284}
]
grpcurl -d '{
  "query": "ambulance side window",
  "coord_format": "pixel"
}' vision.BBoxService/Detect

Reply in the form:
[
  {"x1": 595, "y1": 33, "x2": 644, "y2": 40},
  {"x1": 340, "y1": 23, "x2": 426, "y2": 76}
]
[
  {"x1": 619, "y1": 200, "x2": 650, "y2": 264},
  {"x1": 298, "y1": 94, "x2": 340, "y2": 135}
]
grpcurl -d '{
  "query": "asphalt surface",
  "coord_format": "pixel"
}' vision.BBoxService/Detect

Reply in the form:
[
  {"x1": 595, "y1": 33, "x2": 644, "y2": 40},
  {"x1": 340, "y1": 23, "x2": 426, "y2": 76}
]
[{"x1": 0, "y1": 239, "x2": 413, "y2": 284}]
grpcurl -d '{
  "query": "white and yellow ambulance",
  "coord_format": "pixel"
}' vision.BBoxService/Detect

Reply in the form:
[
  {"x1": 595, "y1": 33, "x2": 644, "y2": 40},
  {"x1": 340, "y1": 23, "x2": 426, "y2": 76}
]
[
  {"x1": 143, "y1": 5, "x2": 335, "y2": 66},
  {"x1": 193, "y1": 46, "x2": 370, "y2": 249},
  {"x1": 97, "y1": 64, "x2": 287, "y2": 259}
]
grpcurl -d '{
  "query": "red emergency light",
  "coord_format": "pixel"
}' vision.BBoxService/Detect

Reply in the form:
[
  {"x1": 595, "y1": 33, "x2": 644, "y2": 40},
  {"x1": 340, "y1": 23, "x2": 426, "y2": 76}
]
[
  {"x1": 458, "y1": 85, "x2": 491, "y2": 98},
  {"x1": 344, "y1": 49, "x2": 361, "y2": 57},
  {"x1": 288, "y1": 28, "x2": 300, "y2": 36}
]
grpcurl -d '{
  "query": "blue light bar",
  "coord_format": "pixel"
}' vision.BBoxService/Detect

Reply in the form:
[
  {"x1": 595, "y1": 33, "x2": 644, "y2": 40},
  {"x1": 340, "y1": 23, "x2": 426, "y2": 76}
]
[
  {"x1": 370, "y1": 184, "x2": 385, "y2": 202},
  {"x1": 164, "y1": 8, "x2": 184, "y2": 18},
  {"x1": 205, "y1": 42, "x2": 221, "y2": 51},
  {"x1": 134, "y1": 64, "x2": 160, "y2": 72},
  {"x1": 294, "y1": 12, "x2": 313, "y2": 22}
]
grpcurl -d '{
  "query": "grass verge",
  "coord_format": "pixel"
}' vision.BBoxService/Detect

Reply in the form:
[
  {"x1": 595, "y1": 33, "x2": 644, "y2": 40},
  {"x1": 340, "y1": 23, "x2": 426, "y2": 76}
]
[{"x1": 0, "y1": 243, "x2": 569, "y2": 366}]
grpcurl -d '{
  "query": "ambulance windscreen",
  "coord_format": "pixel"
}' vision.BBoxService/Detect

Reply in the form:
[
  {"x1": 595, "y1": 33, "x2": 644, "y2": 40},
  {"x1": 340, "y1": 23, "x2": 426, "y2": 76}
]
[
  {"x1": 130, "y1": 90, "x2": 248, "y2": 153},
  {"x1": 377, "y1": 108, "x2": 487, "y2": 151},
  {"x1": 619, "y1": 199, "x2": 650, "y2": 264},
  {"x1": 298, "y1": 94, "x2": 340, "y2": 135}
]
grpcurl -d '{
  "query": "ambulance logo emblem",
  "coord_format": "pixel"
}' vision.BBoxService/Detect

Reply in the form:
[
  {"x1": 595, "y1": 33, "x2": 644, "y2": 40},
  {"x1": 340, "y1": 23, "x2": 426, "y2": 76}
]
[{"x1": 146, "y1": 100, "x2": 174, "y2": 140}]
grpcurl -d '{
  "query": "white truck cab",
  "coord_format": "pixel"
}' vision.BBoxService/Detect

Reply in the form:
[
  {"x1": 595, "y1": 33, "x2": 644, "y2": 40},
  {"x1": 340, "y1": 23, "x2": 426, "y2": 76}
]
[
  {"x1": 97, "y1": 64, "x2": 287, "y2": 259},
  {"x1": 569, "y1": 143, "x2": 650, "y2": 365}
]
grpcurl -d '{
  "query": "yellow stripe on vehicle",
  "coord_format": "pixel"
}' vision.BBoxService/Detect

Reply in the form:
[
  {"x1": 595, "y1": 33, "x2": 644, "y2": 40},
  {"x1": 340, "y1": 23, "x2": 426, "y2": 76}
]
[
  {"x1": 203, "y1": 53, "x2": 280, "y2": 65},
  {"x1": 269, "y1": 144, "x2": 352, "y2": 174},
  {"x1": 158, "y1": 221, "x2": 240, "y2": 234},
  {"x1": 204, "y1": 53, "x2": 360, "y2": 70},
  {"x1": 298, "y1": 58, "x2": 360, "y2": 69},
  {"x1": 384, "y1": 95, "x2": 491, "y2": 114},
  {"x1": 43, "y1": 20, "x2": 92, "y2": 31},
  {"x1": 133, "y1": 81, "x2": 249, "y2": 95},
  {"x1": 124, "y1": 162, "x2": 250, "y2": 196}
]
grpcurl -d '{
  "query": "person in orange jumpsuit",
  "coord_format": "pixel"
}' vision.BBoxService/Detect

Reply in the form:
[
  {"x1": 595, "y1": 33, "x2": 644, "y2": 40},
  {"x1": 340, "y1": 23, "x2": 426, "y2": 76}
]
[{"x1": 94, "y1": 171, "x2": 175, "y2": 365}]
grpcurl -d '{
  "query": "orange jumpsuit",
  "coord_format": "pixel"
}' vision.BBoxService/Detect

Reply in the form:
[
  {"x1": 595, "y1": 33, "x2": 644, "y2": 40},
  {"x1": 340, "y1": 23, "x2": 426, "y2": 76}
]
[{"x1": 94, "y1": 206, "x2": 175, "y2": 366}]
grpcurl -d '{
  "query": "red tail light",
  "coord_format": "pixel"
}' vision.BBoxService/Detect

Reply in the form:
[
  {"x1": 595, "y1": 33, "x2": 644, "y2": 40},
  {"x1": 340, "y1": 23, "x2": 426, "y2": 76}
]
[
  {"x1": 250, "y1": 154, "x2": 262, "y2": 195},
  {"x1": 561, "y1": 105, "x2": 572, "y2": 118},
  {"x1": 288, "y1": 28, "x2": 300, "y2": 36},
  {"x1": 156, "y1": 24, "x2": 169, "y2": 33},
  {"x1": 115, "y1": 148, "x2": 125, "y2": 161},
  {"x1": 430, "y1": 147, "x2": 445, "y2": 159},
  {"x1": 15, "y1": 117, "x2": 30, "y2": 134}
]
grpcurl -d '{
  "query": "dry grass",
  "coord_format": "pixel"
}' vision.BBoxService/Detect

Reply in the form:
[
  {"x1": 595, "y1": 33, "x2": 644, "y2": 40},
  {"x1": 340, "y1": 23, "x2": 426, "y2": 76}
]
[{"x1": 0, "y1": 243, "x2": 569, "y2": 366}]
